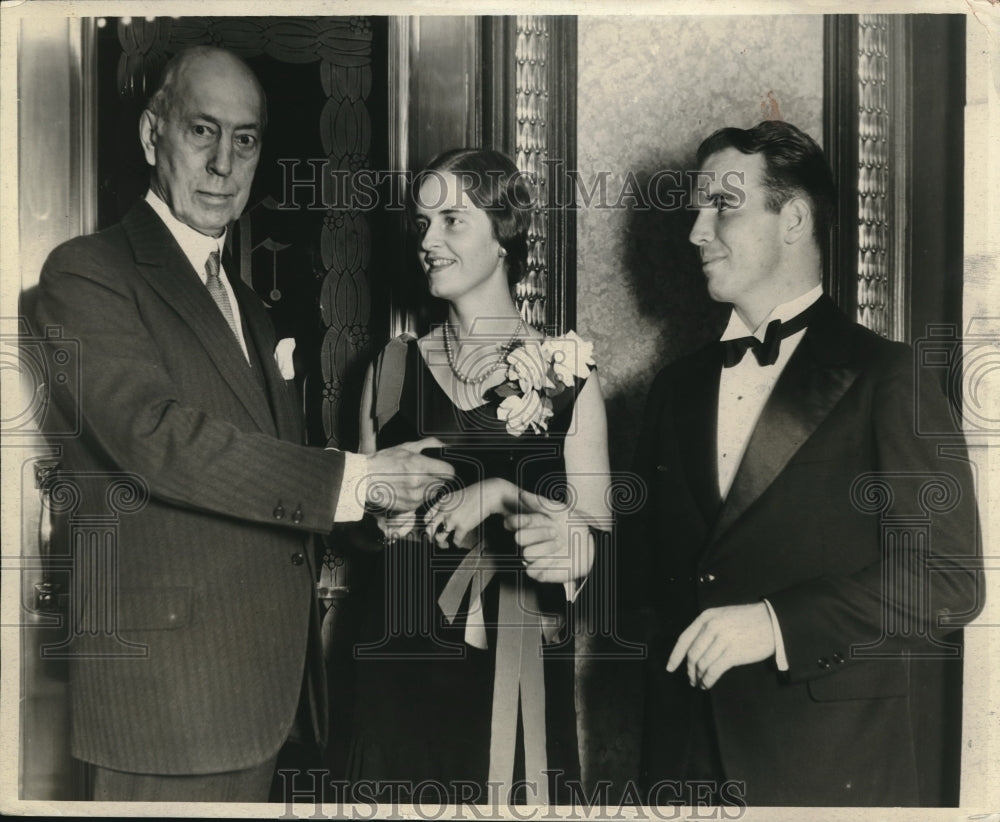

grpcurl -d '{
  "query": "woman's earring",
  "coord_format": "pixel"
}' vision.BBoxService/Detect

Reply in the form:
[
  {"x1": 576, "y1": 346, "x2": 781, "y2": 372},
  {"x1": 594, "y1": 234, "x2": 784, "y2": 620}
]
[{"x1": 498, "y1": 247, "x2": 507, "y2": 258}]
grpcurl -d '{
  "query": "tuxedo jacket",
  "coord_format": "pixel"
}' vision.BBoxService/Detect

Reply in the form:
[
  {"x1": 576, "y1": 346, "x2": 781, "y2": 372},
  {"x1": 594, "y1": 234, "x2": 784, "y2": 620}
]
[
  {"x1": 34, "y1": 200, "x2": 346, "y2": 775},
  {"x1": 629, "y1": 296, "x2": 983, "y2": 806}
]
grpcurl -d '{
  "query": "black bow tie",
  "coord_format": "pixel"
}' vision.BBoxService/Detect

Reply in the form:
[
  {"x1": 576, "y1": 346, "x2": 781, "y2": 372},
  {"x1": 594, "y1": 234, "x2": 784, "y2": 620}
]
[{"x1": 721, "y1": 303, "x2": 816, "y2": 368}]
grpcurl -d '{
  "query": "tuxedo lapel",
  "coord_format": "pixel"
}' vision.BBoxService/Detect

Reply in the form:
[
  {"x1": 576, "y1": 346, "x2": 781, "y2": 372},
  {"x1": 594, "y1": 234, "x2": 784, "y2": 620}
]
[
  {"x1": 672, "y1": 345, "x2": 724, "y2": 528},
  {"x1": 709, "y1": 298, "x2": 861, "y2": 543},
  {"x1": 122, "y1": 201, "x2": 277, "y2": 435}
]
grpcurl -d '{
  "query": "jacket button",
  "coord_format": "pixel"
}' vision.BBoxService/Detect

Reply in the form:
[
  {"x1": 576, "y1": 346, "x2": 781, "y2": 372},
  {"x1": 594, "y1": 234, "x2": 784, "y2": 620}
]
[
  {"x1": 292, "y1": 506, "x2": 303, "y2": 524},
  {"x1": 291, "y1": 552, "x2": 305, "y2": 566},
  {"x1": 273, "y1": 504, "x2": 285, "y2": 520},
  {"x1": 832, "y1": 652, "x2": 845, "y2": 664},
  {"x1": 817, "y1": 657, "x2": 831, "y2": 670},
  {"x1": 698, "y1": 572, "x2": 716, "y2": 584}
]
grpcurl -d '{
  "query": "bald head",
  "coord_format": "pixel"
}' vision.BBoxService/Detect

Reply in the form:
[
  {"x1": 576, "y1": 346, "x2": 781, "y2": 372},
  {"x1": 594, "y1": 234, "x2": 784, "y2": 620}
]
[{"x1": 148, "y1": 46, "x2": 267, "y2": 131}]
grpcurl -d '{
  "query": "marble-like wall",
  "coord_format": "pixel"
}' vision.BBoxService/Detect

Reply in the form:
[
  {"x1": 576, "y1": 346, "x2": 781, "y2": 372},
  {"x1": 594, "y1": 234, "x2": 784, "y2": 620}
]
[{"x1": 574, "y1": 14, "x2": 824, "y2": 793}]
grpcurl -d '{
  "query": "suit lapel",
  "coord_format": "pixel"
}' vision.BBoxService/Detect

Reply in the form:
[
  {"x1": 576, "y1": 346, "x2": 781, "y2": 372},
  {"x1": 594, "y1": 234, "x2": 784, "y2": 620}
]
[
  {"x1": 233, "y1": 274, "x2": 304, "y2": 443},
  {"x1": 709, "y1": 297, "x2": 861, "y2": 542},
  {"x1": 122, "y1": 201, "x2": 278, "y2": 435}
]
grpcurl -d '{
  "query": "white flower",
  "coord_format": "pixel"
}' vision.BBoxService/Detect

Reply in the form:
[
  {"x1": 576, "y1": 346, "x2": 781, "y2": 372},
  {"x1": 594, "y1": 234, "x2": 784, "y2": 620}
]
[
  {"x1": 497, "y1": 390, "x2": 553, "y2": 437},
  {"x1": 506, "y1": 342, "x2": 554, "y2": 394},
  {"x1": 274, "y1": 337, "x2": 296, "y2": 380},
  {"x1": 541, "y1": 331, "x2": 595, "y2": 386}
]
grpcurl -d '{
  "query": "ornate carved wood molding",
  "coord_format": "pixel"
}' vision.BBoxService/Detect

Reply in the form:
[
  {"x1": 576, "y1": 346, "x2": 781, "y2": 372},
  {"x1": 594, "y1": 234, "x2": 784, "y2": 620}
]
[
  {"x1": 494, "y1": 16, "x2": 577, "y2": 334},
  {"x1": 825, "y1": 14, "x2": 911, "y2": 342}
]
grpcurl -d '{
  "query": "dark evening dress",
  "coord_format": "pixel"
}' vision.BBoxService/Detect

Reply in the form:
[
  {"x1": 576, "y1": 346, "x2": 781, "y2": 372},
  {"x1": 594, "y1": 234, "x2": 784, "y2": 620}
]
[{"x1": 346, "y1": 337, "x2": 591, "y2": 804}]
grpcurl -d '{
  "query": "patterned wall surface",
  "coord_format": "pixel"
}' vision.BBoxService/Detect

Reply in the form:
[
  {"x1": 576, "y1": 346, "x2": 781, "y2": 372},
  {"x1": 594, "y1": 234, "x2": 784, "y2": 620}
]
[{"x1": 574, "y1": 14, "x2": 824, "y2": 792}]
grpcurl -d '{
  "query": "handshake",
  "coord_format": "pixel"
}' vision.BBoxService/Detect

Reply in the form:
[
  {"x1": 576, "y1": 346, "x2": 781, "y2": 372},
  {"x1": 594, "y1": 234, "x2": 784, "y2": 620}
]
[
  {"x1": 362, "y1": 437, "x2": 456, "y2": 514},
  {"x1": 361, "y1": 439, "x2": 595, "y2": 585}
]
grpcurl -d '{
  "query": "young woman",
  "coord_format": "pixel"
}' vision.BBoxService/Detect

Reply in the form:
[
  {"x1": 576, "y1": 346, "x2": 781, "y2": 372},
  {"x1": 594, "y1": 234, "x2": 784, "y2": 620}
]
[{"x1": 346, "y1": 149, "x2": 611, "y2": 805}]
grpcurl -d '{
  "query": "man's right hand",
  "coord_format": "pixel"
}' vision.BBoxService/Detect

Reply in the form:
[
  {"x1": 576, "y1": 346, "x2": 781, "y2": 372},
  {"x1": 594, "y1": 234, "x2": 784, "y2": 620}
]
[{"x1": 365, "y1": 437, "x2": 455, "y2": 514}]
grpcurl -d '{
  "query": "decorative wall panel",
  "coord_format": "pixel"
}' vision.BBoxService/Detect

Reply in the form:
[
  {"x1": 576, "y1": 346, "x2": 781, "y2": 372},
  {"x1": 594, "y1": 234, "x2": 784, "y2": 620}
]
[
  {"x1": 315, "y1": 28, "x2": 374, "y2": 450},
  {"x1": 826, "y1": 14, "x2": 911, "y2": 342},
  {"x1": 857, "y1": 15, "x2": 891, "y2": 336},
  {"x1": 514, "y1": 16, "x2": 549, "y2": 329}
]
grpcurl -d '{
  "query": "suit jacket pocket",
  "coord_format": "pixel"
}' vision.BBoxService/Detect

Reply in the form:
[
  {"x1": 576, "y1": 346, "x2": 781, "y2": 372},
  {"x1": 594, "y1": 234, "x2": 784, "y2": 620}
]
[
  {"x1": 806, "y1": 658, "x2": 908, "y2": 702},
  {"x1": 118, "y1": 587, "x2": 193, "y2": 631}
]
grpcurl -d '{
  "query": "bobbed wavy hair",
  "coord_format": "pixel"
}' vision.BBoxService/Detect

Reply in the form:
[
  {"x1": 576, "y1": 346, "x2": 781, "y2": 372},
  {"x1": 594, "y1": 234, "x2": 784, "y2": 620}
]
[{"x1": 410, "y1": 148, "x2": 534, "y2": 288}]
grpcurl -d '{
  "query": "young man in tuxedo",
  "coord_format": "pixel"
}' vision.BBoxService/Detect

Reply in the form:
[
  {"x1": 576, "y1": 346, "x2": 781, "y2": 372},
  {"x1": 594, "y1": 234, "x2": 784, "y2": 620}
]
[
  {"x1": 631, "y1": 120, "x2": 982, "y2": 806},
  {"x1": 33, "y1": 46, "x2": 453, "y2": 802}
]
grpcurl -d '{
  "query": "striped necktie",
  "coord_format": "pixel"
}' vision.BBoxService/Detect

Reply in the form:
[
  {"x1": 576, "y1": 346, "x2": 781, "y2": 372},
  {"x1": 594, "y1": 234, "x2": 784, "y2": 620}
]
[{"x1": 203, "y1": 250, "x2": 241, "y2": 341}]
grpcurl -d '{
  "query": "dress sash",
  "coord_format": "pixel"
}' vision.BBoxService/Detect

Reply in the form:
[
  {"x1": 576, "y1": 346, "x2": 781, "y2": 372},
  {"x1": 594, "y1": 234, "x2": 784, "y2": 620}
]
[{"x1": 438, "y1": 541, "x2": 563, "y2": 805}]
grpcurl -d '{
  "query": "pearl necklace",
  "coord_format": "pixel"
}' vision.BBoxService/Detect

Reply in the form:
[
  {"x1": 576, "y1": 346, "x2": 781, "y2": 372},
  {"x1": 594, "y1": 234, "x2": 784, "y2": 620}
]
[{"x1": 443, "y1": 319, "x2": 525, "y2": 385}]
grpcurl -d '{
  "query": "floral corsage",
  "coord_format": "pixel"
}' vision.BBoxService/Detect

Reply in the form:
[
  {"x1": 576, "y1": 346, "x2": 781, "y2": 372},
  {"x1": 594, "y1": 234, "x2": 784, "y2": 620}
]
[{"x1": 486, "y1": 331, "x2": 595, "y2": 436}]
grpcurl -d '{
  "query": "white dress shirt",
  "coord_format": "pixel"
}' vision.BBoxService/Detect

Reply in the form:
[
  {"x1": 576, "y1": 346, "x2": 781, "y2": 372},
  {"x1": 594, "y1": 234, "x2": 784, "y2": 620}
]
[
  {"x1": 716, "y1": 283, "x2": 823, "y2": 669},
  {"x1": 145, "y1": 190, "x2": 367, "y2": 522}
]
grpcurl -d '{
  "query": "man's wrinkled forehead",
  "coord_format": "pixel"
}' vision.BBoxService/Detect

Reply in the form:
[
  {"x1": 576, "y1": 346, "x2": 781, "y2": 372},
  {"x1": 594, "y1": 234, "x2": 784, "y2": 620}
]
[{"x1": 173, "y1": 52, "x2": 264, "y2": 123}]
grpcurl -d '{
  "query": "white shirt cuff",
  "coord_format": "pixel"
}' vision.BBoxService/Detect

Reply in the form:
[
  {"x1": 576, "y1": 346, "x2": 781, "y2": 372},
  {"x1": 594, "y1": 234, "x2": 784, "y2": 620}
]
[
  {"x1": 763, "y1": 598, "x2": 789, "y2": 671},
  {"x1": 562, "y1": 529, "x2": 598, "y2": 603},
  {"x1": 332, "y1": 451, "x2": 368, "y2": 522}
]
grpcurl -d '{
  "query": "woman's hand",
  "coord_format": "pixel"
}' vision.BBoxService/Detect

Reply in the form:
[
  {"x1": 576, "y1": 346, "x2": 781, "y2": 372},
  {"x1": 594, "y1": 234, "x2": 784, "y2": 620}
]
[
  {"x1": 504, "y1": 490, "x2": 596, "y2": 584},
  {"x1": 424, "y1": 477, "x2": 520, "y2": 549}
]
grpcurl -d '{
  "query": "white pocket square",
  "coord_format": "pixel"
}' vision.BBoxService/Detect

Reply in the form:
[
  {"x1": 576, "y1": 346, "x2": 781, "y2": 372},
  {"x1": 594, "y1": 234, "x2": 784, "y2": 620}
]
[{"x1": 274, "y1": 337, "x2": 296, "y2": 380}]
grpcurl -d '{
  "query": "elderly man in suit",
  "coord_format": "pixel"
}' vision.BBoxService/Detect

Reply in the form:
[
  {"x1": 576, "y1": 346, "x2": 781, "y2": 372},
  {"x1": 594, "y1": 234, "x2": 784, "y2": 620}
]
[
  {"x1": 33, "y1": 45, "x2": 453, "y2": 802},
  {"x1": 631, "y1": 120, "x2": 982, "y2": 806}
]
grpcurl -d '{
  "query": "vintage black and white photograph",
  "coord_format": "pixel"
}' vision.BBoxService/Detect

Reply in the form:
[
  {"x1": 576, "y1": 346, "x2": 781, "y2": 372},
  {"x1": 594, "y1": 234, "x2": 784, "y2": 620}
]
[{"x1": 1, "y1": 0, "x2": 997, "y2": 817}]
